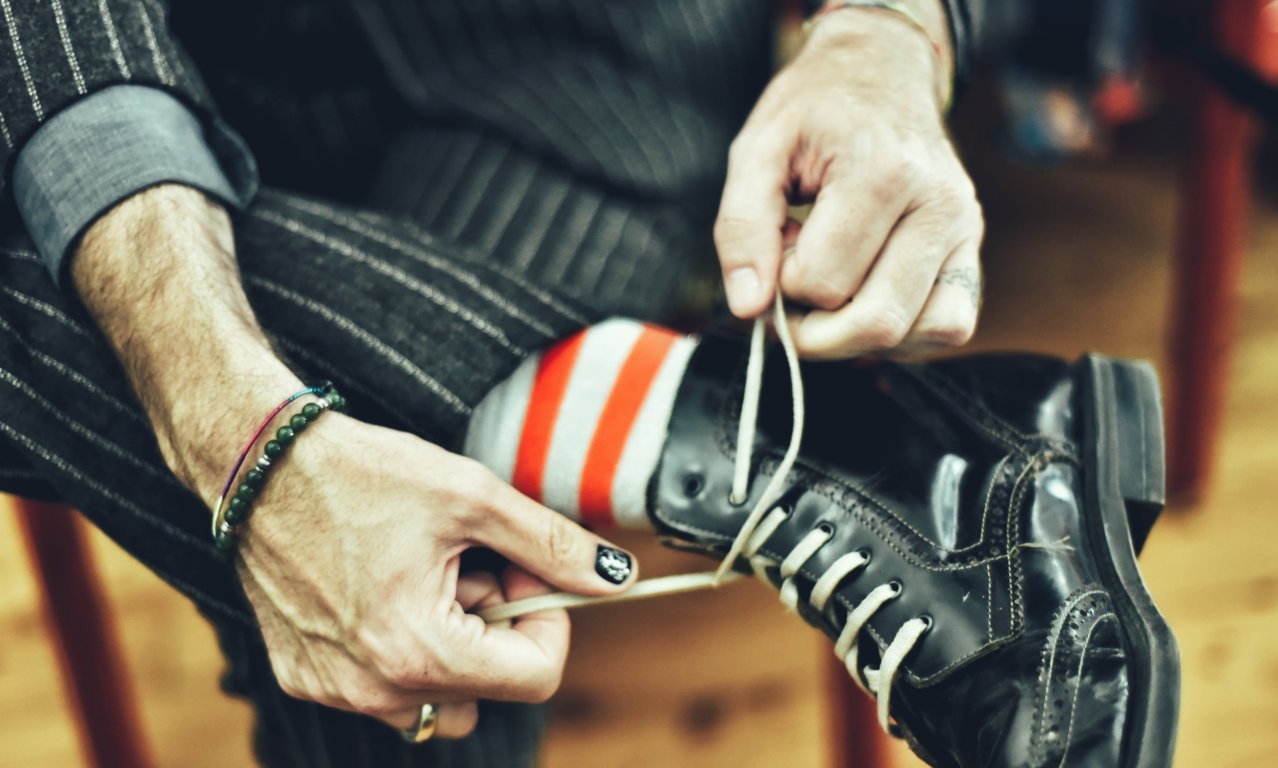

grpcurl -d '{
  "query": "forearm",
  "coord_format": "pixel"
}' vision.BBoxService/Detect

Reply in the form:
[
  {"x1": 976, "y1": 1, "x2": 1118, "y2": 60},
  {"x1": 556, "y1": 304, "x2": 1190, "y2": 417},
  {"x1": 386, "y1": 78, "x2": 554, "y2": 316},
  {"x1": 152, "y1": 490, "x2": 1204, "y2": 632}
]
[{"x1": 71, "y1": 183, "x2": 300, "y2": 500}]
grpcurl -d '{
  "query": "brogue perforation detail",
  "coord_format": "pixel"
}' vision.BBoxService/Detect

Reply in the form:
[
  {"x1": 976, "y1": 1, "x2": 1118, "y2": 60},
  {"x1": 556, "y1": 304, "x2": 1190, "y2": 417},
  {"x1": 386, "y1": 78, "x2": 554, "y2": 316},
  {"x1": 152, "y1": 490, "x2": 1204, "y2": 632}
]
[
  {"x1": 722, "y1": 447, "x2": 1029, "y2": 570},
  {"x1": 1029, "y1": 587, "x2": 1118, "y2": 766}
]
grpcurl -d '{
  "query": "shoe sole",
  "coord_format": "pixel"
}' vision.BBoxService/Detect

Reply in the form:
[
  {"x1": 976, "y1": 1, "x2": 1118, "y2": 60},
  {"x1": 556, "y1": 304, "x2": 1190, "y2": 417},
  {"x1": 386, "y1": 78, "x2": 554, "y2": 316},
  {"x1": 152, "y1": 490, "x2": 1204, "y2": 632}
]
[{"x1": 1078, "y1": 355, "x2": 1180, "y2": 768}]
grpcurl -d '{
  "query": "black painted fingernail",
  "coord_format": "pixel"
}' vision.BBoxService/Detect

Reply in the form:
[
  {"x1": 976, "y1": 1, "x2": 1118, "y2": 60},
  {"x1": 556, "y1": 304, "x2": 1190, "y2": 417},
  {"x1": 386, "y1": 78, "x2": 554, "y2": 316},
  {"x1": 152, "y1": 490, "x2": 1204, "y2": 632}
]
[{"x1": 595, "y1": 545, "x2": 633, "y2": 585}]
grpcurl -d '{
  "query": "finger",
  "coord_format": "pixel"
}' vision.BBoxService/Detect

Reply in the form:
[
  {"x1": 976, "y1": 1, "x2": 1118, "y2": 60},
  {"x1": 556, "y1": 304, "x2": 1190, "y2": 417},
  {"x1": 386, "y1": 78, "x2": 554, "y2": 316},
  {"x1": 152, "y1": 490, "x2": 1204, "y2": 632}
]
[
  {"x1": 715, "y1": 131, "x2": 793, "y2": 318},
  {"x1": 782, "y1": 217, "x2": 802, "y2": 251},
  {"x1": 436, "y1": 701, "x2": 480, "y2": 739},
  {"x1": 415, "y1": 567, "x2": 573, "y2": 703},
  {"x1": 456, "y1": 570, "x2": 513, "y2": 629},
  {"x1": 369, "y1": 597, "x2": 569, "y2": 704},
  {"x1": 465, "y1": 466, "x2": 639, "y2": 597},
  {"x1": 360, "y1": 463, "x2": 594, "y2": 703},
  {"x1": 387, "y1": 701, "x2": 480, "y2": 739},
  {"x1": 284, "y1": 669, "x2": 478, "y2": 727},
  {"x1": 780, "y1": 171, "x2": 911, "y2": 311},
  {"x1": 456, "y1": 571, "x2": 505, "y2": 612},
  {"x1": 498, "y1": 564, "x2": 571, "y2": 623},
  {"x1": 897, "y1": 239, "x2": 982, "y2": 352},
  {"x1": 788, "y1": 203, "x2": 953, "y2": 359},
  {"x1": 490, "y1": 566, "x2": 573, "y2": 667}
]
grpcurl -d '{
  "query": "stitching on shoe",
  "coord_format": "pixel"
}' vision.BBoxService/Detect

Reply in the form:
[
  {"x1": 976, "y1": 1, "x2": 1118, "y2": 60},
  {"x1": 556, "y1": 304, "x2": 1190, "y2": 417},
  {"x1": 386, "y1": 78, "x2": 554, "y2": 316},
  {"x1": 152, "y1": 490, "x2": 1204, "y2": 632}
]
[
  {"x1": 660, "y1": 350, "x2": 1089, "y2": 683},
  {"x1": 975, "y1": 452, "x2": 1013, "y2": 552},
  {"x1": 1057, "y1": 612, "x2": 1119, "y2": 768},
  {"x1": 1005, "y1": 449, "x2": 1082, "y2": 634},
  {"x1": 1028, "y1": 588, "x2": 1116, "y2": 765},
  {"x1": 653, "y1": 458, "x2": 1021, "y2": 685},
  {"x1": 710, "y1": 354, "x2": 1079, "y2": 559},
  {"x1": 910, "y1": 367, "x2": 1031, "y2": 448},
  {"x1": 653, "y1": 438, "x2": 1058, "y2": 683},
  {"x1": 1006, "y1": 459, "x2": 1036, "y2": 634},
  {"x1": 900, "y1": 364, "x2": 1036, "y2": 450},
  {"x1": 875, "y1": 450, "x2": 1064, "y2": 681},
  {"x1": 774, "y1": 461, "x2": 1014, "y2": 571},
  {"x1": 711, "y1": 427, "x2": 1030, "y2": 559},
  {"x1": 1030, "y1": 587, "x2": 1108, "y2": 759},
  {"x1": 719, "y1": 361, "x2": 1079, "y2": 558},
  {"x1": 986, "y1": 561, "x2": 994, "y2": 642}
]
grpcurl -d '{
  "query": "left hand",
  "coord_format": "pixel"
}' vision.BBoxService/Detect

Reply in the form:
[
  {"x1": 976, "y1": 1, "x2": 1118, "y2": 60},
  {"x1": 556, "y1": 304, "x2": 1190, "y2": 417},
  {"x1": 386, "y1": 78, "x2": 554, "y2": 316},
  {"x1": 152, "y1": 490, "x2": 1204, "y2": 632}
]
[{"x1": 715, "y1": 4, "x2": 984, "y2": 359}]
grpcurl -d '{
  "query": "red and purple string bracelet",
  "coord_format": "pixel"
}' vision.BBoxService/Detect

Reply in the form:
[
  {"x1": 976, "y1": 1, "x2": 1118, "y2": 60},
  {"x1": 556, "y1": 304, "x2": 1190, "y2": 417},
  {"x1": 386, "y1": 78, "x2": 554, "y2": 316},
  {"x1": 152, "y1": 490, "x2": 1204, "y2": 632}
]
[{"x1": 211, "y1": 382, "x2": 346, "y2": 554}]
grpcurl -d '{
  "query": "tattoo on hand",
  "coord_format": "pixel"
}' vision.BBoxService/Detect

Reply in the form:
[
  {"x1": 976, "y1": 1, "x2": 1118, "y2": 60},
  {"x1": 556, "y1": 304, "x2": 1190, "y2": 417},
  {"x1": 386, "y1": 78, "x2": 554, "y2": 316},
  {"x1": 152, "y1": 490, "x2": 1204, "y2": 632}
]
[{"x1": 937, "y1": 268, "x2": 982, "y2": 310}]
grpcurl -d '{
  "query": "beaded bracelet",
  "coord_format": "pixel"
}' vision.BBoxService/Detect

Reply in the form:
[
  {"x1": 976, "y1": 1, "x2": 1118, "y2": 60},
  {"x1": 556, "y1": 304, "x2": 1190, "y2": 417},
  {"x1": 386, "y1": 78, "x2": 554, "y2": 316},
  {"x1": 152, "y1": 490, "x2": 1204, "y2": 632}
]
[{"x1": 211, "y1": 383, "x2": 347, "y2": 555}]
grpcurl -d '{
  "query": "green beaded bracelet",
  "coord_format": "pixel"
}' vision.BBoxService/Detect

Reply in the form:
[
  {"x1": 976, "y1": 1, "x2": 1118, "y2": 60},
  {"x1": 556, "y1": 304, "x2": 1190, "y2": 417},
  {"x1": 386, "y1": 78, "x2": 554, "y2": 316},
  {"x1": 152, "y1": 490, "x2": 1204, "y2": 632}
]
[{"x1": 211, "y1": 384, "x2": 347, "y2": 555}]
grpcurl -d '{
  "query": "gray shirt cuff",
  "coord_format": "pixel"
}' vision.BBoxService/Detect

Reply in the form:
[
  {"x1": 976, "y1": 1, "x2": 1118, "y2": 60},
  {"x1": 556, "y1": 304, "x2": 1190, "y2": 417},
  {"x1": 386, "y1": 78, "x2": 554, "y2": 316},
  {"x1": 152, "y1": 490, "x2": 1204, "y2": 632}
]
[{"x1": 12, "y1": 84, "x2": 259, "y2": 284}]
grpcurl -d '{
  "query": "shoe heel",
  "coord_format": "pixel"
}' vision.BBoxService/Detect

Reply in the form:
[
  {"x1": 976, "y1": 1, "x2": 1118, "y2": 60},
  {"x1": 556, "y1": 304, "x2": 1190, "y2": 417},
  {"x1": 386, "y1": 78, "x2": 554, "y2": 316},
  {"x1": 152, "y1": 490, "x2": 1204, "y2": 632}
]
[
  {"x1": 1083, "y1": 355, "x2": 1180, "y2": 768},
  {"x1": 1104, "y1": 358, "x2": 1167, "y2": 554}
]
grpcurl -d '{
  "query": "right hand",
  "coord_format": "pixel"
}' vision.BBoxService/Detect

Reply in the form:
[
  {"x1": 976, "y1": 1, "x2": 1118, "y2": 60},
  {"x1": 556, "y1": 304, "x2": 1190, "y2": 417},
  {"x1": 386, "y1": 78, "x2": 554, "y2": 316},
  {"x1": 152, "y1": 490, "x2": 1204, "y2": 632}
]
[{"x1": 227, "y1": 409, "x2": 638, "y2": 737}]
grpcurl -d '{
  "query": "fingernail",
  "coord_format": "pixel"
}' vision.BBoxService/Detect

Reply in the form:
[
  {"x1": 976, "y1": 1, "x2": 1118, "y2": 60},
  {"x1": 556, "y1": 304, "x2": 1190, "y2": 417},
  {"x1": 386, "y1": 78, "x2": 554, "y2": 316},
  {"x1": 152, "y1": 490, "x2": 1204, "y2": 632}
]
[
  {"x1": 595, "y1": 545, "x2": 634, "y2": 585},
  {"x1": 726, "y1": 267, "x2": 760, "y2": 311}
]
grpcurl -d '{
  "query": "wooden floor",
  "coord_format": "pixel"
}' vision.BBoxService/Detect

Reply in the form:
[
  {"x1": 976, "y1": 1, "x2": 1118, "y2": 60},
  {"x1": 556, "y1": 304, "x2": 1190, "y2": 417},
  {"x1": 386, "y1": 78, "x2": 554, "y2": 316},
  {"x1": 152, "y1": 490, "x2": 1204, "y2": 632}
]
[{"x1": 3, "y1": 117, "x2": 1278, "y2": 767}]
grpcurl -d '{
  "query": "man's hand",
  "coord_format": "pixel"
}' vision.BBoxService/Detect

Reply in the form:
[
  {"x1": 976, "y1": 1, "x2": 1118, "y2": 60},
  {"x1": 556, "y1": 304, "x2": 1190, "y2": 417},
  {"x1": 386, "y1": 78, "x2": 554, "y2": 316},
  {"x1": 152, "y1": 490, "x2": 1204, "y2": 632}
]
[
  {"x1": 715, "y1": 3, "x2": 984, "y2": 359},
  {"x1": 73, "y1": 184, "x2": 636, "y2": 737},
  {"x1": 236, "y1": 413, "x2": 633, "y2": 735}
]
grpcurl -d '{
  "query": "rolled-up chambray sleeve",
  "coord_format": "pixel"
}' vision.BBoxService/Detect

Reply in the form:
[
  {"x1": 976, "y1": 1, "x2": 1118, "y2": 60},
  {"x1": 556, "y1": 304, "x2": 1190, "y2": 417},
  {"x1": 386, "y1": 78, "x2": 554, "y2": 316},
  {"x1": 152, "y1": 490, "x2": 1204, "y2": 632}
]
[{"x1": 12, "y1": 84, "x2": 259, "y2": 285}]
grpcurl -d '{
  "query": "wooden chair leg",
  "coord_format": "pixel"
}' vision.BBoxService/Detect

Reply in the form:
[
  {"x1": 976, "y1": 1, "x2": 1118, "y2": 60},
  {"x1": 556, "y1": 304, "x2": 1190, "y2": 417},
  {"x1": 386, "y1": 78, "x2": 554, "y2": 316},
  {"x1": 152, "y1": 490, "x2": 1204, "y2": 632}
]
[
  {"x1": 14, "y1": 498, "x2": 154, "y2": 768},
  {"x1": 1167, "y1": 0, "x2": 1278, "y2": 499},
  {"x1": 826, "y1": 655, "x2": 889, "y2": 768}
]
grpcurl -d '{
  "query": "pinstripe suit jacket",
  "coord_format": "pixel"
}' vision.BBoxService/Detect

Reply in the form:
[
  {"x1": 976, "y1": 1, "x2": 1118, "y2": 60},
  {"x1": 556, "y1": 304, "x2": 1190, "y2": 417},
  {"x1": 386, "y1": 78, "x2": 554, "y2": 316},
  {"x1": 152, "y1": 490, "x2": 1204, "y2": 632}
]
[{"x1": 0, "y1": 0, "x2": 981, "y2": 202}]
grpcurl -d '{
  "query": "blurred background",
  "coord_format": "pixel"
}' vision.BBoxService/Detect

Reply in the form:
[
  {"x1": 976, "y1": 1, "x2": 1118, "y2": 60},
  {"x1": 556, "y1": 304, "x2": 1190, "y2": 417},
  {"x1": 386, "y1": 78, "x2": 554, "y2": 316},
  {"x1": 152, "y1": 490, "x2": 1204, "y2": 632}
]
[{"x1": 4, "y1": 0, "x2": 1278, "y2": 766}]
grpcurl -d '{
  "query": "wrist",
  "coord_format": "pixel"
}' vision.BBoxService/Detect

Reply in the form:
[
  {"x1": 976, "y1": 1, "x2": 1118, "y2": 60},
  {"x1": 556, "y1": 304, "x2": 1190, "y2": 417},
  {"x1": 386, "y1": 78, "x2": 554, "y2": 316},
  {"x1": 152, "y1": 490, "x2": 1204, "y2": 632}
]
[
  {"x1": 159, "y1": 362, "x2": 308, "y2": 505},
  {"x1": 805, "y1": 1, "x2": 953, "y2": 112}
]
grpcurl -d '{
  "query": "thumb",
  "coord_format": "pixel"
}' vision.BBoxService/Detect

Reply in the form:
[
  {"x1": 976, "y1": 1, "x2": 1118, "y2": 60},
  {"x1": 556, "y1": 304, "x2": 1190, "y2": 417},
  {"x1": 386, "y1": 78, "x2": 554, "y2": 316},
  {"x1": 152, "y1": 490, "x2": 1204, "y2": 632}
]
[
  {"x1": 714, "y1": 136, "x2": 791, "y2": 318},
  {"x1": 471, "y1": 476, "x2": 638, "y2": 597}
]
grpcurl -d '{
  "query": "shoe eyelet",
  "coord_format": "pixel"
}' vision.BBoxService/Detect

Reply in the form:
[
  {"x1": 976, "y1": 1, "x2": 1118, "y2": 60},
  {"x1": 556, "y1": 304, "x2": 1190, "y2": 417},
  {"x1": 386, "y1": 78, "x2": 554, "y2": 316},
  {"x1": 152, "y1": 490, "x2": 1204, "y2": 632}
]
[
  {"x1": 917, "y1": 614, "x2": 934, "y2": 632},
  {"x1": 888, "y1": 579, "x2": 903, "y2": 595},
  {"x1": 817, "y1": 521, "x2": 836, "y2": 536},
  {"x1": 858, "y1": 548, "x2": 872, "y2": 564},
  {"x1": 682, "y1": 473, "x2": 705, "y2": 499}
]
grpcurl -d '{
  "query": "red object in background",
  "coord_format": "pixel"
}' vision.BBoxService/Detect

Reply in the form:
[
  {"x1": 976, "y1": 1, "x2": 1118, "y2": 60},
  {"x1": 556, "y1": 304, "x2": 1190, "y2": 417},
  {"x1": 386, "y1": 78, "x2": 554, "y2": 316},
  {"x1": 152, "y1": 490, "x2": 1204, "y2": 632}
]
[
  {"x1": 14, "y1": 498, "x2": 154, "y2": 768},
  {"x1": 827, "y1": 654, "x2": 890, "y2": 767},
  {"x1": 1093, "y1": 76, "x2": 1144, "y2": 126},
  {"x1": 1167, "y1": 0, "x2": 1278, "y2": 498}
]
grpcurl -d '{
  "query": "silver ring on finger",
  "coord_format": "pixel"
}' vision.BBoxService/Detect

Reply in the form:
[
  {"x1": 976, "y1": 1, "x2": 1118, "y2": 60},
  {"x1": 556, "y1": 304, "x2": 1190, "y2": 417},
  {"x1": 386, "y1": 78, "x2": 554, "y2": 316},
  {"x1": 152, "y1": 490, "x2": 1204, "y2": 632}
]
[{"x1": 400, "y1": 703, "x2": 438, "y2": 744}]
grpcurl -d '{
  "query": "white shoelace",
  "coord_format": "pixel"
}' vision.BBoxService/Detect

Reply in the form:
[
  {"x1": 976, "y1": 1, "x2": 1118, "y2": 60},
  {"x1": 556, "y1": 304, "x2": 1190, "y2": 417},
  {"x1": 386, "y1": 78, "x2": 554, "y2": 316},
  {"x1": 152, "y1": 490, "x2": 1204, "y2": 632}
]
[{"x1": 478, "y1": 295, "x2": 928, "y2": 731}]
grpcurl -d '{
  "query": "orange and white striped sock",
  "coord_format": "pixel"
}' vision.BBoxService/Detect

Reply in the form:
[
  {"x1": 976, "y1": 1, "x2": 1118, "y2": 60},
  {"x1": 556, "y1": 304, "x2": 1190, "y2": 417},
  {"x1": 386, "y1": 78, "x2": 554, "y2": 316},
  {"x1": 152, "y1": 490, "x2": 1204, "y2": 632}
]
[{"x1": 463, "y1": 320, "x2": 696, "y2": 529}]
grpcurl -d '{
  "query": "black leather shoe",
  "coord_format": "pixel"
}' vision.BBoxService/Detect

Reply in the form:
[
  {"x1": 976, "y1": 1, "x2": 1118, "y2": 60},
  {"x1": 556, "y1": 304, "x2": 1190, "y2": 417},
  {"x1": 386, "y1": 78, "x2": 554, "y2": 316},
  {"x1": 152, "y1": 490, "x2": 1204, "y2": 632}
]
[{"x1": 649, "y1": 334, "x2": 1179, "y2": 767}]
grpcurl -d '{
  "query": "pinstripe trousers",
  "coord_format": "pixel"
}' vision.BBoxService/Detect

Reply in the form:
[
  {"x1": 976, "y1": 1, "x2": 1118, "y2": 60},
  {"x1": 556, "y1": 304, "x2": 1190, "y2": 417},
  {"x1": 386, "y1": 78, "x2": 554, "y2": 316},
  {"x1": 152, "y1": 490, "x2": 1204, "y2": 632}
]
[{"x1": 0, "y1": 1, "x2": 777, "y2": 764}]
